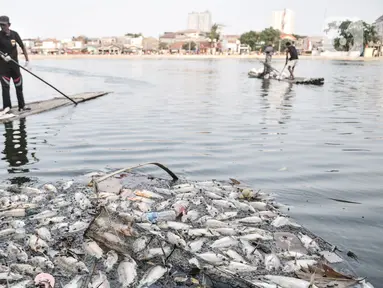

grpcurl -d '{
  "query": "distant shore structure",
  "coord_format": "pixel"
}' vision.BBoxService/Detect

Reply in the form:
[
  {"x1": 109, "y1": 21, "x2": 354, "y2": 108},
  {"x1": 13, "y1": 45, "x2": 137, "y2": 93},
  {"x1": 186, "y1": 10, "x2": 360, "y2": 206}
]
[
  {"x1": 272, "y1": 8, "x2": 295, "y2": 35},
  {"x1": 188, "y1": 11, "x2": 212, "y2": 33}
]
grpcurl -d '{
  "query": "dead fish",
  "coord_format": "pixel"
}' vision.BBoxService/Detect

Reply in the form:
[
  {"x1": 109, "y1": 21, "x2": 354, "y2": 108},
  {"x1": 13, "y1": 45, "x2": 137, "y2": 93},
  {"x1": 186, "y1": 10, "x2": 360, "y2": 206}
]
[
  {"x1": 249, "y1": 202, "x2": 267, "y2": 211},
  {"x1": 74, "y1": 192, "x2": 92, "y2": 210},
  {"x1": 117, "y1": 256, "x2": 137, "y2": 287},
  {"x1": 277, "y1": 251, "x2": 312, "y2": 260},
  {"x1": 29, "y1": 256, "x2": 55, "y2": 270},
  {"x1": 137, "y1": 247, "x2": 172, "y2": 261},
  {"x1": 188, "y1": 238, "x2": 208, "y2": 253},
  {"x1": 0, "y1": 208, "x2": 25, "y2": 217},
  {"x1": 137, "y1": 265, "x2": 167, "y2": 288},
  {"x1": 189, "y1": 258, "x2": 200, "y2": 268},
  {"x1": 188, "y1": 229, "x2": 217, "y2": 238},
  {"x1": 83, "y1": 240, "x2": 104, "y2": 259},
  {"x1": 205, "y1": 192, "x2": 223, "y2": 200},
  {"x1": 216, "y1": 211, "x2": 238, "y2": 221},
  {"x1": 89, "y1": 271, "x2": 110, "y2": 288},
  {"x1": 67, "y1": 221, "x2": 89, "y2": 233},
  {"x1": 28, "y1": 235, "x2": 49, "y2": 253},
  {"x1": 212, "y1": 200, "x2": 236, "y2": 209},
  {"x1": 0, "y1": 228, "x2": 16, "y2": 238},
  {"x1": 205, "y1": 219, "x2": 229, "y2": 228},
  {"x1": 240, "y1": 239, "x2": 263, "y2": 264},
  {"x1": 176, "y1": 192, "x2": 198, "y2": 199},
  {"x1": 36, "y1": 227, "x2": 52, "y2": 242},
  {"x1": 206, "y1": 204, "x2": 219, "y2": 217},
  {"x1": 238, "y1": 216, "x2": 262, "y2": 224},
  {"x1": 196, "y1": 252, "x2": 227, "y2": 265},
  {"x1": 283, "y1": 259, "x2": 318, "y2": 273},
  {"x1": 52, "y1": 222, "x2": 69, "y2": 231},
  {"x1": 166, "y1": 221, "x2": 190, "y2": 231},
  {"x1": 167, "y1": 231, "x2": 187, "y2": 248},
  {"x1": 54, "y1": 256, "x2": 89, "y2": 274},
  {"x1": 263, "y1": 275, "x2": 318, "y2": 288},
  {"x1": 132, "y1": 236, "x2": 150, "y2": 253},
  {"x1": 211, "y1": 236, "x2": 238, "y2": 249},
  {"x1": 264, "y1": 254, "x2": 281, "y2": 271},
  {"x1": 239, "y1": 232, "x2": 273, "y2": 241},
  {"x1": 20, "y1": 187, "x2": 42, "y2": 195},
  {"x1": 229, "y1": 199, "x2": 256, "y2": 213},
  {"x1": 297, "y1": 233, "x2": 320, "y2": 253},
  {"x1": 39, "y1": 216, "x2": 67, "y2": 226},
  {"x1": 181, "y1": 210, "x2": 200, "y2": 222},
  {"x1": 10, "y1": 263, "x2": 42, "y2": 275},
  {"x1": 29, "y1": 210, "x2": 58, "y2": 221},
  {"x1": 7, "y1": 242, "x2": 28, "y2": 262},
  {"x1": 10, "y1": 220, "x2": 25, "y2": 229},
  {"x1": 42, "y1": 184, "x2": 58, "y2": 193},
  {"x1": 0, "y1": 272, "x2": 23, "y2": 281},
  {"x1": 211, "y1": 228, "x2": 237, "y2": 236},
  {"x1": 155, "y1": 199, "x2": 172, "y2": 211},
  {"x1": 63, "y1": 275, "x2": 84, "y2": 288},
  {"x1": 104, "y1": 250, "x2": 118, "y2": 272},
  {"x1": 154, "y1": 188, "x2": 175, "y2": 196},
  {"x1": 224, "y1": 249, "x2": 248, "y2": 263},
  {"x1": 224, "y1": 261, "x2": 257, "y2": 273}
]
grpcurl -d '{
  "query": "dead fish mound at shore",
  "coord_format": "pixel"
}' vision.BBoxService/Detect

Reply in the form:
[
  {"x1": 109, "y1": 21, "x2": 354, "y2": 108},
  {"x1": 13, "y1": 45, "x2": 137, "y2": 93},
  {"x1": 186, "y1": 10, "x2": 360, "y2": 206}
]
[{"x1": 0, "y1": 166, "x2": 375, "y2": 288}]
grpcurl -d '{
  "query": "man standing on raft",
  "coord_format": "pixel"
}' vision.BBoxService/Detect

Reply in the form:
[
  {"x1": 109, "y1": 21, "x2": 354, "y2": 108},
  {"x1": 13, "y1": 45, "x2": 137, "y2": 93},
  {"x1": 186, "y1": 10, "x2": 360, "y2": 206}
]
[{"x1": 285, "y1": 42, "x2": 298, "y2": 80}]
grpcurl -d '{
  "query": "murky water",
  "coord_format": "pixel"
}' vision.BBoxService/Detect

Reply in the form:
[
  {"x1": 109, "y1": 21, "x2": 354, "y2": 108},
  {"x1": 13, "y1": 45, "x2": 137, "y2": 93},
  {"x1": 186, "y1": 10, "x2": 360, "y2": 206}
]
[{"x1": 1, "y1": 58, "x2": 382, "y2": 284}]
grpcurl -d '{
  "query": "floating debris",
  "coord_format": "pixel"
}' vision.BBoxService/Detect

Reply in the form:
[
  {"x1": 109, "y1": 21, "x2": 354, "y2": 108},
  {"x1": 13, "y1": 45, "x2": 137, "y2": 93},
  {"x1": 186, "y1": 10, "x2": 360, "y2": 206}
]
[{"x1": 0, "y1": 163, "x2": 375, "y2": 288}]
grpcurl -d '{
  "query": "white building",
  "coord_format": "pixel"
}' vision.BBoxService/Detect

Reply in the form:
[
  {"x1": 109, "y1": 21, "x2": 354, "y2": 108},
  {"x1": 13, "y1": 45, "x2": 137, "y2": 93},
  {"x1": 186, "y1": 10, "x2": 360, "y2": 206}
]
[
  {"x1": 187, "y1": 11, "x2": 212, "y2": 32},
  {"x1": 272, "y1": 9, "x2": 295, "y2": 34},
  {"x1": 373, "y1": 14, "x2": 383, "y2": 42}
]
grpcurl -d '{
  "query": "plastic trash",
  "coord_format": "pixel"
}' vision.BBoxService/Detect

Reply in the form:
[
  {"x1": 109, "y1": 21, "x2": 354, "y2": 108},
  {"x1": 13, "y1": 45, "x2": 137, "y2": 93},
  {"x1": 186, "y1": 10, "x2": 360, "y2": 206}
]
[{"x1": 143, "y1": 210, "x2": 176, "y2": 223}]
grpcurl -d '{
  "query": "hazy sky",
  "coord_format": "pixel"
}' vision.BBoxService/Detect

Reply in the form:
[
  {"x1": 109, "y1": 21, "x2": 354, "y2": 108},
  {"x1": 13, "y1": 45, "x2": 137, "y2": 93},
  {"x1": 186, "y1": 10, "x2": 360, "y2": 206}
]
[{"x1": 3, "y1": 0, "x2": 383, "y2": 39}]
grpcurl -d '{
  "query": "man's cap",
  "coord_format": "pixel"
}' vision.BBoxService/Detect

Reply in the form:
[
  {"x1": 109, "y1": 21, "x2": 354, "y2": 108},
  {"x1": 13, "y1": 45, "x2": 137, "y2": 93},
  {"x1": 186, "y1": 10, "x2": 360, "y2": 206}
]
[{"x1": 0, "y1": 16, "x2": 10, "y2": 25}]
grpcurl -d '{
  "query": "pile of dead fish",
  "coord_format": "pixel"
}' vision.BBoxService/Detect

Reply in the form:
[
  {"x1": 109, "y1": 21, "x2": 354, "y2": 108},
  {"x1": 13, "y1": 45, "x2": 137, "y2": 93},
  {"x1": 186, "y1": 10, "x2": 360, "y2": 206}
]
[{"x1": 0, "y1": 170, "x2": 375, "y2": 288}]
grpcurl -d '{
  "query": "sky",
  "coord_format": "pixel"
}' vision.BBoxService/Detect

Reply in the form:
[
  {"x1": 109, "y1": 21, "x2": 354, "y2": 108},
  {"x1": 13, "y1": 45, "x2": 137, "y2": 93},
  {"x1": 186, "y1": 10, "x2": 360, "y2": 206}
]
[{"x1": 2, "y1": 0, "x2": 383, "y2": 39}]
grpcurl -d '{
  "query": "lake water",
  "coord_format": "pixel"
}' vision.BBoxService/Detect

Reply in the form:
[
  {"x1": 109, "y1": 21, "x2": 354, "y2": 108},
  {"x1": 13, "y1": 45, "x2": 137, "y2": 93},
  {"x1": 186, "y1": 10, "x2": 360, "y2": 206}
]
[{"x1": 1, "y1": 58, "x2": 382, "y2": 284}]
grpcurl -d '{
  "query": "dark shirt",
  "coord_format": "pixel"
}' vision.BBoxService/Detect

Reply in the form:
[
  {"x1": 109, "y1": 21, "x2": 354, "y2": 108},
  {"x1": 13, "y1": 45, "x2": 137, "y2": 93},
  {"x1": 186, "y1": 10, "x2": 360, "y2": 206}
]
[
  {"x1": 286, "y1": 45, "x2": 298, "y2": 60},
  {"x1": 0, "y1": 30, "x2": 24, "y2": 64}
]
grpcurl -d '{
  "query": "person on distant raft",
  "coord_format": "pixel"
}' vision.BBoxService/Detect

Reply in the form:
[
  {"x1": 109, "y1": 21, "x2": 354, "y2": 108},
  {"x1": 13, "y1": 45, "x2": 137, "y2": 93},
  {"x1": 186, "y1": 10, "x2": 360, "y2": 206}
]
[
  {"x1": 0, "y1": 15, "x2": 30, "y2": 112},
  {"x1": 285, "y1": 42, "x2": 298, "y2": 80},
  {"x1": 263, "y1": 42, "x2": 274, "y2": 77}
]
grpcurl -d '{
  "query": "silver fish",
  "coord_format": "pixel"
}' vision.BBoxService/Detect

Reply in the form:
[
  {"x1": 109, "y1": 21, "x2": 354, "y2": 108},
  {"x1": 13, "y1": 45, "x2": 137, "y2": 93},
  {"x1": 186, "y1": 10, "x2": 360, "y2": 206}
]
[
  {"x1": 104, "y1": 250, "x2": 118, "y2": 272},
  {"x1": 283, "y1": 259, "x2": 317, "y2": 273},
  {"x1": 54, "y1": 256, "x2": 89, "y2": 274},
  {"x1": 0, "y1": 208, "x2": 25, "y2": 217},
  {"x1": 188, "y1": 238, "x2": 208, "y2": 253},
  {"x1": 132, "y1": 236, "x2": 150, "y2": 253},
  {"x1": 196, "y1": 252, "x2": 227, "y2": 265},
  {"x1": 264, "y1": 254, "x2": 281, "y2": 271},
  {"x1": 83, "y1": 240, "x2": 104, "y2": 259},
  {"x1": 63, "y1": 275, "x2": 84, "y2": 288},
  {"x1": 7, "y1": 242, "x2": 28, "y2": 262},
  {"x1": 67, "y1": 221, "x2": 89, "y2": 233},
  {"x1": 89, "y1": 271, "x2": 110, "y2": 288},
  {"x1": 28, "y1": 235, "x2": 49, "y2": 253},
  {"x1": 224, "y1": 261, "x2": 257, "y2": 273},
  {"x1": 167, "y1": 231, "x2": 187, "y2": 248},
  {"x1": 10, "y1": 263, "x2": 42, "y2": 275},
  {"x1": 224, "y1": 249, "x2": 248, "y2": 263},
  {"x1": 216, "y1": 211, "x2": 238, "y2": 221},
  {"x1": 205, "y1": 219, "x2": 229, "y2": 228},
  {"x1": 36, "y1": 227, "x2": 52, "y2": 242},
  {"x1": 0, "y1": 272, "x2": 23, "y2": 281},
  {"x1": 29, "y1": 256, "x2": 55, "y2": 270},
  {"x1": 238, "y1": 216, "x2": 262, "y2": 224},
  {"x1": 211, "y1": 236, "x2": 239, "y2": 249},
  {"x1": 74, "y1": 192, "x2": 92, "y2": 210},
  {"x1": 205, "y1": 192, "x2": 223, "y2": 200},
  {"x1": 117, "y1": 256, "x2": 137, "y2": 287},
  {"x1": 137, "y1": 265, "x2": 167, "y2": 288},
  {"x1": 0, "y1": 228, "x2": 15, "y2": 238},
  {"x1": 29, "y1": 210, "x2": 58, "y2": 221},
  {"x1": 166, "y1": 221, "x2": 190, "y2": 231},
  {"x1": 206, "y1": 204, "x2": 220, "y2": 217},
  {"x1": 9, "y1": 279, "x2": 34, "y2": 288},
  {"x1": 249, "y1": 202, "x2": 267, "y2": 211},
  {"x1": 212, "y1": 200, "x2": 236, "y2": 209},
  {"x1": 137, "y1": 247, "x2": 172, "y2": 261},
  {"x1": 211, "y1": 228, "x2": 237, "y2": 236},
  {"x1": 263, "y1": 275, "x2": 318, "y2": 288},
  {"x1": 188, "y1": 229, "x2": 218, "y2": 238},
  {"x1": 297, "y1": 233, "x2": 320, "y2": 253},
  {"x1": 42, "y1": 184, "x2": 58, "y2": 193}
]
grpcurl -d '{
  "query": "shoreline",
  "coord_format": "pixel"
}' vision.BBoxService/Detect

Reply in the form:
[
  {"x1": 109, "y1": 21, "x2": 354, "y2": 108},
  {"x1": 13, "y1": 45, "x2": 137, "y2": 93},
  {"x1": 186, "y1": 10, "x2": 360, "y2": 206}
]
[{"x1": 27, "y1": 54, "x2": 383, "y2": 61}]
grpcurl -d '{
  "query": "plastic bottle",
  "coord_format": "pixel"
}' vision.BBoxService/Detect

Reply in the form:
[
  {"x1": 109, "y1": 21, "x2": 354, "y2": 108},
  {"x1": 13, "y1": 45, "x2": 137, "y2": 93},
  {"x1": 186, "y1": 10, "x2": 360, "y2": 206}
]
[{"x1": 144, "y1": 210, "x2": 176, "y2": 223}]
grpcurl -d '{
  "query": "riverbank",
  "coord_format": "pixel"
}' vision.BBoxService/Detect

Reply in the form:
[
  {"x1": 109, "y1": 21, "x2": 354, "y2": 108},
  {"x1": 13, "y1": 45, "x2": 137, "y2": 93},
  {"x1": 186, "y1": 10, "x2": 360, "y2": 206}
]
[{"x1": 28, "y1": 53, "x2": 383, "y2": 61}]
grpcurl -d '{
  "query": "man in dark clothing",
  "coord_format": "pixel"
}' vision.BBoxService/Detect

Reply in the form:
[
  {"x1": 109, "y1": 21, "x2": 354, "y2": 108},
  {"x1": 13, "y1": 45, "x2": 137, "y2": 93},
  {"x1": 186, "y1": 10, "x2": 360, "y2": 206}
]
[
  {"x1": 0, "y1": 15, "x2": 30, "y2": 112},
  {"x1": 263, "y1": 42, "x2": 274, "y2": 77},
  {"x1": 285, "y1": 42, "x2": 298, "y2": 80}
]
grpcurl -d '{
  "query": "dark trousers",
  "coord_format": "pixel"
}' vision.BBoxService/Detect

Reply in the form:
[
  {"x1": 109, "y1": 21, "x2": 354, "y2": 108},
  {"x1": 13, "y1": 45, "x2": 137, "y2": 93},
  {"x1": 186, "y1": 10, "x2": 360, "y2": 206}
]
[{"x1": 0, "y1": 65, "x2": 25, "y2": 110}]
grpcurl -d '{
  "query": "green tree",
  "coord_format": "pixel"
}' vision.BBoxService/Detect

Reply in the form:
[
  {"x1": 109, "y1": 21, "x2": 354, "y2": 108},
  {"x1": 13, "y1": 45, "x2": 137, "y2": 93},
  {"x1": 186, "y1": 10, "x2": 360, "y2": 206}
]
[
  {"x1": 125, "y1": 33, "x2": 142, "y2": 38},
  {"x1": 209, "y1": 23, "x2": 220, "y2": 42},
  {"x1": 259, "y1": 27, "x2": 281, "y2": 46},
  {"x1": 239, "y1": 31, "x2": 260, "y2": 50},
  {"x1": 182, "y1": 42, "x2": 196, "y2": 51},
  {"x1": 333, "y1": 20, "x2": 379, "y2": 51},
  {"x1": 159, "y1": 42, "x2": 168, "y2": 50}
]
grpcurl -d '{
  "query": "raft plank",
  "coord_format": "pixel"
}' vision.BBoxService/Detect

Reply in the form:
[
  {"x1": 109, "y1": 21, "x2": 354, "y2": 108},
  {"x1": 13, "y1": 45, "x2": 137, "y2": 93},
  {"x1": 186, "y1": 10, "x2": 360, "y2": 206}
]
[
  {"x1": 0, "y1": 91, "x2": 111, "y2": 123},
  {"x1": 248, "y1": 71, "x2": 325, "y2": 85}
]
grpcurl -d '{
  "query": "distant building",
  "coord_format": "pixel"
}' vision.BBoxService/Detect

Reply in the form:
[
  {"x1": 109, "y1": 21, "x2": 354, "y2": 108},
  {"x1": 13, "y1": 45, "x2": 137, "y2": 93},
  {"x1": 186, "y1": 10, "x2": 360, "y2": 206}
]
[
  {"x1": 272, "y1": 9, "x2": 295, "y2": 34},
  {"x1": 187, "y1": 11, "x2": 212, "y2": 32},
  {"x1": 373, "y1": 14, "x2": 383, "y2": 42}
]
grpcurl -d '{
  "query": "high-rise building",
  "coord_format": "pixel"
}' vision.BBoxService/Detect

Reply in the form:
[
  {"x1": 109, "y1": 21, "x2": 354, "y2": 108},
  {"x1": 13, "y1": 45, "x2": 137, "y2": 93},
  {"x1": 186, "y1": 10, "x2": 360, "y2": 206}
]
[
  {"x1": 271, "y1": 9, "x2": 295, "y2": 34},
  {"x1": 187, "y1": 11, "x2": 212, "y2": 32},
  {"x1": 373, "y1": 14, "x2": 383, "y2": 42}
]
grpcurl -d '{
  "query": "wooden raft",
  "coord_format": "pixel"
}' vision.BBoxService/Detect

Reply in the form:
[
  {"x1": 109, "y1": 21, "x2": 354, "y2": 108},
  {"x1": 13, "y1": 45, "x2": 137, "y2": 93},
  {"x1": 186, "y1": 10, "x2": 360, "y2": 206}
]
[
  {"x1": 0, "y1": 91, "x2": 111, "y2": 123},
  {"x1": 248, "y1": 71, "x2": 325, "y2": 86}
]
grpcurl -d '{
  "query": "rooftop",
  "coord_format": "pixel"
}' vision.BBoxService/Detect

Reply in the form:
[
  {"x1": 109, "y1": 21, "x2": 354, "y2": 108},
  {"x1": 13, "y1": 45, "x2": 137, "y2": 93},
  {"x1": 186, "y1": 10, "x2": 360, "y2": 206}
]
[{"x1": 375, "y1": 14, "x2": 383, "y2": 23}]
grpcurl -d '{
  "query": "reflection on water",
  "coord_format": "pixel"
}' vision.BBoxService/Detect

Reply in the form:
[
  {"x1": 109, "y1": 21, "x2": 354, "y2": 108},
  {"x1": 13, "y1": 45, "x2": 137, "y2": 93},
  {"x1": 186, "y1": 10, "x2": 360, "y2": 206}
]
[{"x1": 1, "y1": 118, "x2": 35, "y2": 185}]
